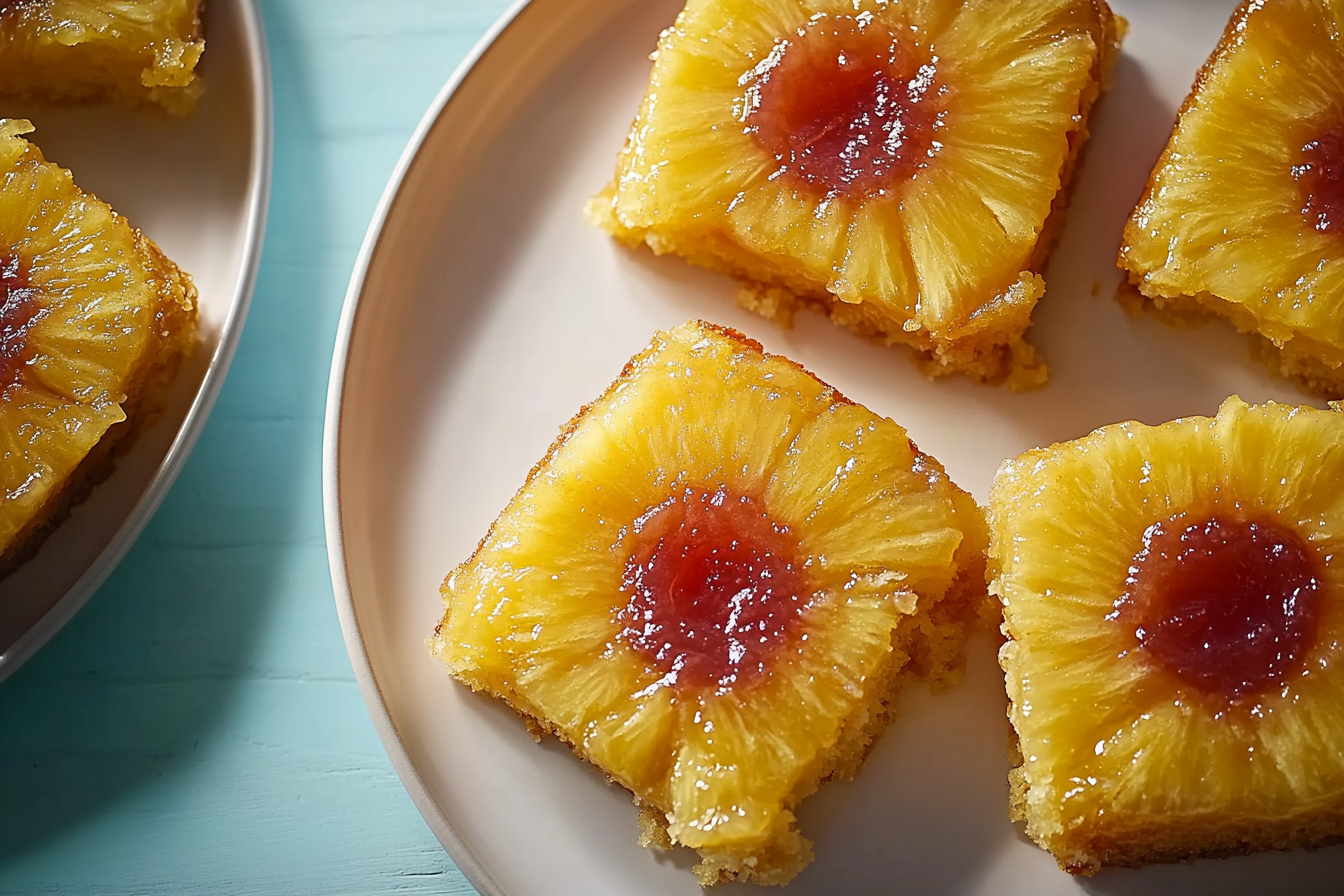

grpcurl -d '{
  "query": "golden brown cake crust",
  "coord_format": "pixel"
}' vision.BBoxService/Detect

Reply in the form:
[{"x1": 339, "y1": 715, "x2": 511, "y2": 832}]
[
  {"x1": 1008, "y1": 769, "x2": 1344, "y2": 875},
  {"x1": 0, "y1": 0, "x2": 206, "y2": 113},
  {"x1": 1119, "y1": 275, "x2": 1344, "y2": 400}
]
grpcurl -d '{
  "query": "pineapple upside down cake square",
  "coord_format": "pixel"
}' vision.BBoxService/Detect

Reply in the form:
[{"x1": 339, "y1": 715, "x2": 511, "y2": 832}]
[
  {"x1": 1120, "y1": 0, "x2": 1344, "y2": 400},
  {"x1": 589, "y1": 0, "x2": 1122, "y2": 389},
  {"x1": 0, "y1": 0, "x2": 205, "y2": 112},
  {"x1": 0, "y1": 120, "x2": 198, "y2": 571},
  {"x1": 991, "y1": 396, "x2": 1344, "y2": 874},
  {"x1": 431, "y1": 321, "x2": 989, "y2": 886}
]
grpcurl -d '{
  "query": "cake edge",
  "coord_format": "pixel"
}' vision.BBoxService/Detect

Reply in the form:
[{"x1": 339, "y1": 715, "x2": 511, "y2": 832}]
[
  {"x1": 0, "y1": 0, "x2": 207, "y2": 114},
  {"x1": 1008, "y1": 765, "x2": 1344, "y2": 875},
  {"x1": 1118, "y1": 276, "x2": 1344, "y2": 401}
]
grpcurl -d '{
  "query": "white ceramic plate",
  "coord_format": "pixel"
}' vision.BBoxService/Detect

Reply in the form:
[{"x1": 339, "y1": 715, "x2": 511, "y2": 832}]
[
  {"x1": 0, "y1": 0, "x2": 271, "y2": 682},
  {"x1": 325, "y1": 1, "x2": 1344, "y2": 893}
]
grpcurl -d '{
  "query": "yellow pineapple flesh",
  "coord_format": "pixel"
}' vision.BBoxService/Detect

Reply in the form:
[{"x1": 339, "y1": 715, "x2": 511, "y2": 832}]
[
  {"x1": 431, "y1": 320, "x2": 988, "y2": 886},
  {"x1": 991, "y1": 396, "x2": 1344, "y2": 873},
  {"x1": 589, "y1": 0, "x2": 1122, "y2": 389},
  {"x1": 1120, "y1": 0, "x2": 1344, "y2": 399},
  {"x1": 0, "y1": 0, "x2": 205, "y2": 112},
  {"x1": 0, "y1": 119, "x2": 197, "y2": 568}
]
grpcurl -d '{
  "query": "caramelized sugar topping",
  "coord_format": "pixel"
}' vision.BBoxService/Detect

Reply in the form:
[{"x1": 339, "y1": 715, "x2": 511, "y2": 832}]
[
  {"x1": 1113, "y1": 516, "x2": 1322, "y2": 699},
  {"x1": 617, "y1": 486, "x2": 811, "y2": 689},
  {"x1": 0, "y1": 252, "x2": 40, "y2": 390},
  {"x1": 741, "y1": 14, "x2": 943, "y2": 196},
  {"x1": 1296, "y1": 122, "x2": 1344, "y2": 234}
]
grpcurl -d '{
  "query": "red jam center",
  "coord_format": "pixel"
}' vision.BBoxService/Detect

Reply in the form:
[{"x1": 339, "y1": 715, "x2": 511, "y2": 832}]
[
  {"x1": 616, "y1": 486, "x2": 811, "y2": 690},
  {"x1": 1112, "y1": 516, "x2": 1323, "y2": 699},
  {"x1": 0, "y1": 252, "x2": 40, "y2": 391},
  {"x1": 1296, "y1": 122, "x2": 1344, "y2": 234},
  {"x1": 741, "y1": 14, "x2": 943, "y2": 196}
]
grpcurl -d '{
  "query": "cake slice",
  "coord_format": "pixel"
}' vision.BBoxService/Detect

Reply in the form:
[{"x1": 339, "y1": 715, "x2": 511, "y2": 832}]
[
  {"x1": 431, "y1": 320, "x2": 988, "y2": 885},
  {"x1": 0, "y1": 0, "x2": 205, "y2": 113},
  {"x1": 0, "y1": 120, "x2": 198, "y2": 570},
  {"x1": 1119, "y1": 0, "x2": 1344, "y2": 399},
  {"x1": 991, "y1": 396, "x2": 1344, "y2": 873},
  {"x1": 589, "y1": 0, "x2": 1121, "y2": 389}
]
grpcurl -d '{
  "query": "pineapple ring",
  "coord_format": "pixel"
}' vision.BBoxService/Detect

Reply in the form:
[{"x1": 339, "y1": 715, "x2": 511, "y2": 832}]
[
  {"x1": 0, "y1": 120, "x2": 196, "y2": 557},
  {"x1": 992, "y1": 396, "x2": 1344, "y2": 871},
  {"x1": 434, "y1": 321, "x2": 986, "y2": 884},
  {"x1": 596, "y1": 0, "x2": 1117, "y2": 385}
]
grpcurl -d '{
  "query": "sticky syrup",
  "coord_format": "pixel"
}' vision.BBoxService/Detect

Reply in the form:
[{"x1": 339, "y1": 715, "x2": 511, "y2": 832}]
[
  {"x1": 740, "y1": 14, "x2": 943, "y2": 196},
  {"x1": 1296, "y1": 122, "x2": 1344, "y2": 234},
  {"x1": 1112, "y1": 516, "x2": 1322, "y2": 699},
  {"x1": 0, "y1": 252, "x2": 40, "y2": 391},
  {"x1": 616, "y1": 486, "x2": 811, "y2": 690}
]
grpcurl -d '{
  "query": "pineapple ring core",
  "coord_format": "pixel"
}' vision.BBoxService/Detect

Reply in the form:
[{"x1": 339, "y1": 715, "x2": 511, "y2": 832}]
[
  {"x1": 1111, "y1": 515, "x2": 1323, "y2": 700},
  {"x1": 741, "y1": 13, "x2": 944, "y2": 196},
  {"x1": 615, "y1": 484, "x2": 813, "y2": 690},
  {"x1": 0, "y1": 251, "x2": 43, "y2": 392},
  {"x1": 1297, "y1": 120, "x2": 1344, "y2": 235}
]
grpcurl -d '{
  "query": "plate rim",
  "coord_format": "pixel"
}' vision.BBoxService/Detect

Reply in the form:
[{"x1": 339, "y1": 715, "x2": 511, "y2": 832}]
[
  {"x1": 323, "y1": 3, "x2": 533, "y2": 896},
  {"x1": 0, "y1": 0, "x2": 276, "y2": 684}
]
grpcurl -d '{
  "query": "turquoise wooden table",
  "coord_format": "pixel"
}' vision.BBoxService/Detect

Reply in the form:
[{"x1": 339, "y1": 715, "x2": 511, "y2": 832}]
[{"x1": 0, "y1": 2, "x2": 514, "y2": 893}]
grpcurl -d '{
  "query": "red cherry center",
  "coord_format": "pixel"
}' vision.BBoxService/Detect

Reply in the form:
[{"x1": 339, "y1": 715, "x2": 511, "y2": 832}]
[
  {"x1": 0, "y1": 252, "x2": 41, "y2": 392},
  {"x1": 742, "y1": 14, "x2": 943, "y2": 197},
  {"x1": 1112, "y1": 516, "x2": 1323, "y2": 699},
  {"x1": 1296, "y1": 121, "x2": 1344, "y2": 234},
  {"x1": 616, "y1": 486, "x2": 812, "y2": 690}
]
